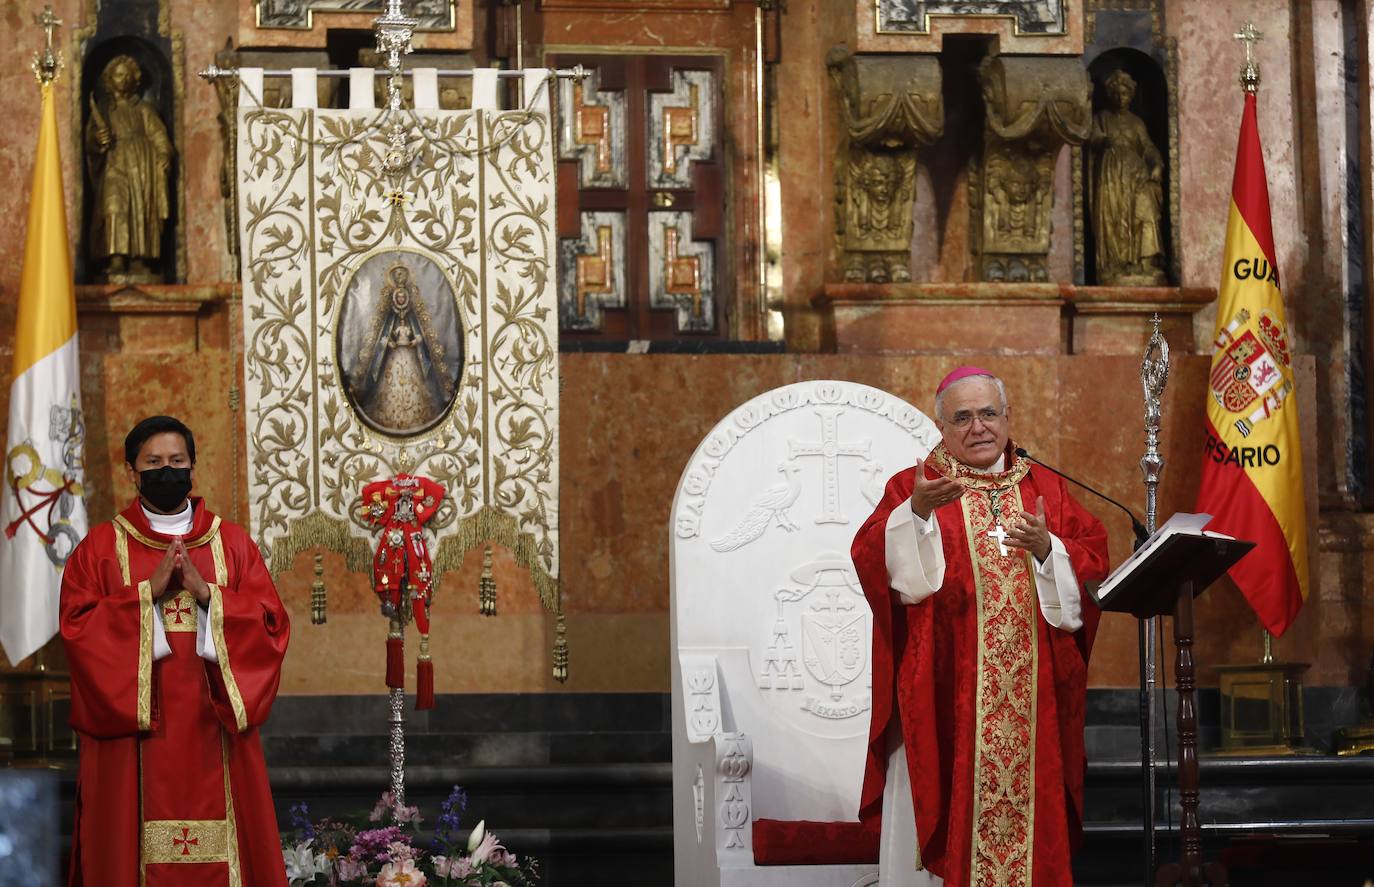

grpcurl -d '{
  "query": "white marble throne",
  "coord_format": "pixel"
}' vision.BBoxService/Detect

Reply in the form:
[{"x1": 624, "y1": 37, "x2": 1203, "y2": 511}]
[{"x1": 670, "y1": 380, "x2": 941, "y2": 887}]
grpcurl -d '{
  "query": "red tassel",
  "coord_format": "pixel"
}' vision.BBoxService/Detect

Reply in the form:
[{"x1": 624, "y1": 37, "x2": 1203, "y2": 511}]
[
  {"x1": 385, "y1": 636, "x2": 404, "y2": 689},
  {"x1": 416, "y1": 659, "x2": 434, "y2": 710}
]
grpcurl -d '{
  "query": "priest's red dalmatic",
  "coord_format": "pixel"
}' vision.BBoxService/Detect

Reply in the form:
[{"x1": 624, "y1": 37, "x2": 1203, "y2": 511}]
[
  {"x1": 851, "y1": 444, "x2": 1109, "y2": 887},
  {"x1": 61, "y1": 499, "x2": 290, "y2": 887}
]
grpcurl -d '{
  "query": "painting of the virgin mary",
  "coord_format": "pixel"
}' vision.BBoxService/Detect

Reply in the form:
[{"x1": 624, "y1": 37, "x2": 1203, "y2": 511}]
[{"x1": 337, "y1": 251, "x2": 464, "y2": 436}]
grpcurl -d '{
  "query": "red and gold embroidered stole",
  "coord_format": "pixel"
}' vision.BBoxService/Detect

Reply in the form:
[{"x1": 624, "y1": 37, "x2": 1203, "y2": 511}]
[{"x1": 929, "y1": 445, "x2": 1037, "y2": 886}]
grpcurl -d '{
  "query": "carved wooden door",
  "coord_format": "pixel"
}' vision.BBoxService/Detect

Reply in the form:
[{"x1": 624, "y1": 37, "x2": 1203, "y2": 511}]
[{"x1": 551, "y1": 53, "x2": 724, "y2": 341}]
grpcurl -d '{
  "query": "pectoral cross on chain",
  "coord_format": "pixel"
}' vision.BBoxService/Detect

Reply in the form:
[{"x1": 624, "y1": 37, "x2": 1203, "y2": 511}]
[
  {"x1": 986, "y1": 524, "x2": 1011, "y2": 557},
  {"x1": 986, "y1": 487, "x2": 1011, "y2": 557}
]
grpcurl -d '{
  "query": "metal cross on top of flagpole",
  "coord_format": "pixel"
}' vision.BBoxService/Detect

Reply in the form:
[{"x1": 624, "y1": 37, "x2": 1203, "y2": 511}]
[
  {"x1": 31, "y1": 4, "x2": 63, "y2": 85},
  {"x1": 1235, "y1": 21, "x2": 1262, "y2": 93}
]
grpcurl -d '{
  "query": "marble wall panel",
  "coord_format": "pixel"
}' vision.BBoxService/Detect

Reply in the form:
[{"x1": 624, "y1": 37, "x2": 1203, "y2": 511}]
[
  {"x1": 1171, "y1": 0, "x2": 1300, "y2": 349},
  {"x1": 92, "y1": 351, "x2": 238, "y2": 527},
  {"x1": 169, "y1": 1, "x2": 239, "y2": 283},
  {"x1": 26, "y1": 344, "x2": 1348, "y2": 692},
  {"x1": 776, "y1": 0, "x2": 858, "y2": 351}
]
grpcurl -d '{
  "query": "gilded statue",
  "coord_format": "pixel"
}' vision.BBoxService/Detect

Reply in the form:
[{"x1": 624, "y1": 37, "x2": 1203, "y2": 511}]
[
  {"x1": 353, "y1": 262, "x2": 455, "y2": 434},
  {"x1": 1090, "y1": 70, "x2": 1167, "y2": 285},
  {"x1": 85, "y1": 55, "x2": 173, "y2": 280}
]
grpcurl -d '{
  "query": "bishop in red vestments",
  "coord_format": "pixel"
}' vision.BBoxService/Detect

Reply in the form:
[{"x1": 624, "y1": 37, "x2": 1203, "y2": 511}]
[
  {"x1": 61, "y1": 416, "x2": 290, "y2": 886},
  {"x1": 852, "y1": 370, "x2": 1110, "y2": 887}
]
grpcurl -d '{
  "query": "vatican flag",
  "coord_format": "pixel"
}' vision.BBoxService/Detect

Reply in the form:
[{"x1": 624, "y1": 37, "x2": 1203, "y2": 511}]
[
  {"x1": 1195, "y1": 89, "x2": 1307, "y2": 637},
  {"x1": 0, "y1": 80, "x2": 88, "y2": 664}
]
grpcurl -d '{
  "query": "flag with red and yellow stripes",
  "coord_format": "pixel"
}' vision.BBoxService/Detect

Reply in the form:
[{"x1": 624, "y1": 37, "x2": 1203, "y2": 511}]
[
  {"x1": 1195, "y1": 90, "x2": 1307, "y2": 636},
  {"x1": 0, "y1": 79, "x2": 88, "y2": 664}
]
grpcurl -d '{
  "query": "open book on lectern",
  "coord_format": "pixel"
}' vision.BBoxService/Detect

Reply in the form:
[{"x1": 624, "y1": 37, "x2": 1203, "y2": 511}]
[{"x1": 1091, "y1": 512, "x2": 1252, "y2": 617}]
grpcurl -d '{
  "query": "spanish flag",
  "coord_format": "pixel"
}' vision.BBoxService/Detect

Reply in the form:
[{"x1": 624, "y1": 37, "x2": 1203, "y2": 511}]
[
  {"x1": 1195, "y1": 89, "x2": 1307, "y2": 637},
  {"x1": 0, "y1": 80, "x2": 88, "y2": 664}
]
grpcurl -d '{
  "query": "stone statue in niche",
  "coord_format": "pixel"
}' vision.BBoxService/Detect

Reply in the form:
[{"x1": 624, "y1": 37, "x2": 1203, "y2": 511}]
[
  {"x1": 85, "y1": 55, "x2": 172, "y2": 282},
  {"x1": 1089, "y1": 69, "x2": 1167, "y2": 285},
  {"x1": 826, "y1": 46, "x2": 943, "y2": 284}
]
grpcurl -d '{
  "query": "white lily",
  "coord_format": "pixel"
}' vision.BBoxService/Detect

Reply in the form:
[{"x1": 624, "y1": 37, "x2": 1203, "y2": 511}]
[
  {"x1": 466, "y1": 819, "x2": 486, "y2": 852},
  {"x1": 282, "y1": 841, "x2": 328, "y2": 884}
]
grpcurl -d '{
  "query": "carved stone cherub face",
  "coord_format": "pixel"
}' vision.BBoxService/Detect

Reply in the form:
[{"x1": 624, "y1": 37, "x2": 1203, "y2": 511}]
[{"x1": 859, "y1": 154, "x2": 898, "y2": 205}]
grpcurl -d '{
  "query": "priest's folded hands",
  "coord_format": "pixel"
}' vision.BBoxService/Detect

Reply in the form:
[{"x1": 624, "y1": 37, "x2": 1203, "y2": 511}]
[{"x1": 147, "y1": 536, "x2": 211, "y2": 605}]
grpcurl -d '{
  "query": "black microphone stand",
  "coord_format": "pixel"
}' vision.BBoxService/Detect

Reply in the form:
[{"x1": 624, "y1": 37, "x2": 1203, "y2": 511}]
[
  {"x1": 1014, "y1": 447, "x2": 1148, "y2": 547},
  {"x1": 1016, "y1": 444, "x2": 1157, "y2": 884}
]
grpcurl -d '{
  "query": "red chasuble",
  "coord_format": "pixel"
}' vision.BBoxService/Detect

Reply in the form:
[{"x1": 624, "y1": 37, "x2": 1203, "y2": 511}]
[
  {"x1": 60, "y1": 498, "x2": 290, "y2": 887},
  {"x1": 851, "y1": 444, "x2": 1109, "y2": 887}
]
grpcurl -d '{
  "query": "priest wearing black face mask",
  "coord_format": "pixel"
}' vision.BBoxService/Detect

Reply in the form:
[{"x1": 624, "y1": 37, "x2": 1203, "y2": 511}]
[{"x1": 58, "y1": 415, "x2": 292, "y2": 886}]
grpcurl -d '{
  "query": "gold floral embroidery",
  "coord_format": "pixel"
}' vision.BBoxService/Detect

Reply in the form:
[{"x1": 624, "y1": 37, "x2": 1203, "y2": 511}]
[{"x1": 928, "y1": 444, "x2": 1037, "y2": 887}]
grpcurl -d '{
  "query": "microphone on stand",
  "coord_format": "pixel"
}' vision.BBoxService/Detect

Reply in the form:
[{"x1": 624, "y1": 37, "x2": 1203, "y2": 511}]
[{"x1": 1014, "y1": 447, "x2": 1149, "y2": 549}]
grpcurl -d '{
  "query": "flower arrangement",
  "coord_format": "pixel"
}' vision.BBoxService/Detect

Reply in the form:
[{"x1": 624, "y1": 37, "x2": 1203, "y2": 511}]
[{"x1": 281, "y1": 786, "x2": 538, "y2": 886}]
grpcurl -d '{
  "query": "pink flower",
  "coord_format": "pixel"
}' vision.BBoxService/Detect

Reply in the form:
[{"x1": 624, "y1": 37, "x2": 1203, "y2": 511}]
[
  {"x1": 370, "y1": 792, "x2": 397, "y2": 822},
  {"x1": 470, "y1": 831, "x2": 502, "y2": 866},
  {"x1": 386, "y1": 841, "x2": 415, "y2": 863},
  {"x1": 437, "y1": 855, "x2": 474, "y2": 878},
  {"x1": 336, "y1": 856, "x2": 368, "y2": 882},
  {"x1": 375, "y1": 858, "x2": 426, "y2": 886},
  {"x1": 488, "y1": 848, "x2": 517, "y2": 868},
  {"x1": 392, "y1": 802, "x2": 422, "y2": 826}
]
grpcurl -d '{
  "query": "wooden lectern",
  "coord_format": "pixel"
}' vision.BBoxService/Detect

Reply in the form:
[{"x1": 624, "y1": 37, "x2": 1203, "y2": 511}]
[{"x1": 1095, "y1": 529, "x2": 1255, "y2": 887}]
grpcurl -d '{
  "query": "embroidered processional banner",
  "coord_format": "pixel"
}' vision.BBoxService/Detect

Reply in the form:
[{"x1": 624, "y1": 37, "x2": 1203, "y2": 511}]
[{"x1": 235, "y1": 68, "x2": 559, "y2": 614}]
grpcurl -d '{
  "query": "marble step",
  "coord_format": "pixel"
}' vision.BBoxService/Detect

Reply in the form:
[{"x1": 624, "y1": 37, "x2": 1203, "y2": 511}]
[
  {"x1": 269, "y1": 763, "x2": 675, "y2": 833},
  {"x1": 261, "y1": 729, "x2": 670, "y2": 768}
]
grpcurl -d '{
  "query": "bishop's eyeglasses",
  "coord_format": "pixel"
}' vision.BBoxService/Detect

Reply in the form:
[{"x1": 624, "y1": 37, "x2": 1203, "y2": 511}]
[{"x1": 947, "y1": 407, "x2": 1005, "y2": 428}]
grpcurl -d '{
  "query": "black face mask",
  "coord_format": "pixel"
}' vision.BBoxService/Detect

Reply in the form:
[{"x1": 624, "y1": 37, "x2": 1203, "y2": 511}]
[{"x1": 139, "y1": 466, "x2": 192, "y2": 513}]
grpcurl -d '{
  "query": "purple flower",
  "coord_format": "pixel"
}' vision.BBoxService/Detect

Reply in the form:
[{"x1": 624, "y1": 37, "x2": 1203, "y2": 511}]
[
  {"x1": 289, "y1": 802, "x2": 316, "y2": 842},
  {"x1": 432, "y1": 785, "x2": 468, "y2": 850},
  {"x1": 351, "y1": 826, "x2": 407, "y2": 862}
]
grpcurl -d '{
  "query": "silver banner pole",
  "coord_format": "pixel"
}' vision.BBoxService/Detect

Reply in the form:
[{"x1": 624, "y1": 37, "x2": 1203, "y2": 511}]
[{"x1": 1139, "y1": 313, "x2": 1170, "y2": 882}]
